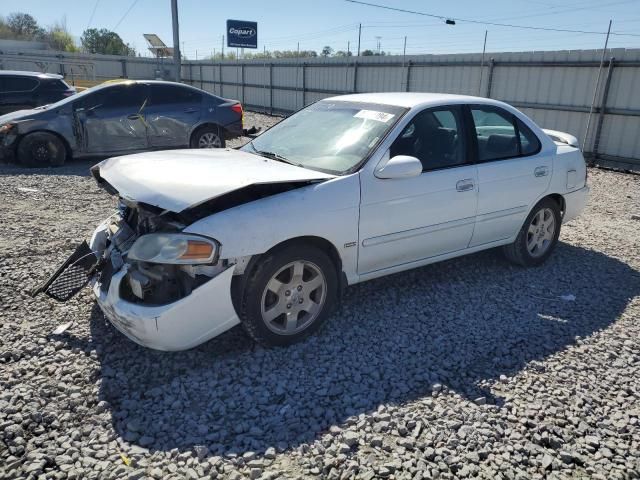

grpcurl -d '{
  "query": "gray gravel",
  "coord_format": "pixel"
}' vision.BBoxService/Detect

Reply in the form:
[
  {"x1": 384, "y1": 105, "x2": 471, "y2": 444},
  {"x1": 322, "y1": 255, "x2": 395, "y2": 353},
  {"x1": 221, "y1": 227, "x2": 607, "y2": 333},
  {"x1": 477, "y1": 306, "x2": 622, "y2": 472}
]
[{"x1": 1, "y1": 112, "x2": 639, "y2": 479}]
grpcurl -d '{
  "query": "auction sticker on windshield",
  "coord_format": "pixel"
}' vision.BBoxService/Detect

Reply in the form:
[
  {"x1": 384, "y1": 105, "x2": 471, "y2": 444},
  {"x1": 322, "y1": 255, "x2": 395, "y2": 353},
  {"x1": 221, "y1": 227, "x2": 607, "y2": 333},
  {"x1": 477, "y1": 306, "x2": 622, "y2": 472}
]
[{"x1": 354, "y1": 110, "x2": 395, "y2": 123}]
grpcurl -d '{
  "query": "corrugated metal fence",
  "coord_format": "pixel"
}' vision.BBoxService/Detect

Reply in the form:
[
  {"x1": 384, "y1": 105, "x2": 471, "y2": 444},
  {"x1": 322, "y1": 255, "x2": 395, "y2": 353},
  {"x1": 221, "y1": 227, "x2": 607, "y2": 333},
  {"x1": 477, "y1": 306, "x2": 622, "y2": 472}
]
[{"x1": 1, "y1": 47, "x2": 639, "y2": 170}]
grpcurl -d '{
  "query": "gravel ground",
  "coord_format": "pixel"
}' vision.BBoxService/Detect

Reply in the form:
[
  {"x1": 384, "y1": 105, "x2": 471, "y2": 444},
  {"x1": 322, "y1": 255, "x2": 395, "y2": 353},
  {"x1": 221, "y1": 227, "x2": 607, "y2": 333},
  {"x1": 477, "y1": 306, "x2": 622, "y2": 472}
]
[{"x1": 1, "y1": 111, "x2": 639, "y2": 479}]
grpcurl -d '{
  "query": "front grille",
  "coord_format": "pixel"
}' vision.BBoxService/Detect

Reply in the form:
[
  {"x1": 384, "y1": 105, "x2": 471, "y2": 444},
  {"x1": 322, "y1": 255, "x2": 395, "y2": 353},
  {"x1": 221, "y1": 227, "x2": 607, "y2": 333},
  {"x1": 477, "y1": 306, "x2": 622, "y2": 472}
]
[{"x1": 35, "y1": 241, "x2": 98, "y2": 302}]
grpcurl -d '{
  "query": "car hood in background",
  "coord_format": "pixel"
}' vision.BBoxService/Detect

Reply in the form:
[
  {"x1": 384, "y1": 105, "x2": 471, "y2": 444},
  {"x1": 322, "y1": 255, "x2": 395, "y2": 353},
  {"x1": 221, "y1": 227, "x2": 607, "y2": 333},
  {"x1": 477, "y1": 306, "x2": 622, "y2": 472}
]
[
  {"x1": 0, "y1": 109, "x2": 42, "y2": 124},
  {"x1": 96, "y1": 148, "x2": 335, "y2": 212}
]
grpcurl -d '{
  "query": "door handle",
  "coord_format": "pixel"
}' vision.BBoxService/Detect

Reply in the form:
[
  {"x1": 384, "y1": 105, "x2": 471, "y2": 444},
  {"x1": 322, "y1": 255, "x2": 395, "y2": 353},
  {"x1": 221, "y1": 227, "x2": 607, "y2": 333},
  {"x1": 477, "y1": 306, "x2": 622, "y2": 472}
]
[
  {"x1": 534, "y1": 166, "x2": 549, "y2": 177},
  {"x1": 456, "y1": 179, "x2": 475, "y2": 192},
  {"x1": 127, "y1": 114, "x2": 140, "y2": 120}
]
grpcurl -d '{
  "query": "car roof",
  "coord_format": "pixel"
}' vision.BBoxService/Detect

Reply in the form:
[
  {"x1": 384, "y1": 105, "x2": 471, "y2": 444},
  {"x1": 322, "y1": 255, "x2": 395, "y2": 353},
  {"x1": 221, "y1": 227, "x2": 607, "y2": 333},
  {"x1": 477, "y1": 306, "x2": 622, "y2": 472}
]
[
  {"x1": 325, "y1": 92, "x2": 511, "y2": 110},
  {"x1": 0, "y1": 70, "x2": 63, "y2": 79}
]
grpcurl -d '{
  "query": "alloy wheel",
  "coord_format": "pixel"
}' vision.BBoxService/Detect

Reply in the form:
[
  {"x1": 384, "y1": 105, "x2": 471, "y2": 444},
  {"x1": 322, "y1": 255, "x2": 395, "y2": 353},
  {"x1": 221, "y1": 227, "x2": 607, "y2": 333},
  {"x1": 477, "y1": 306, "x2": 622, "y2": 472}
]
[
  {"x1": 526, "y1": 207, "x2": 556, "y2": 257},
  {"x1": 260, "y1": 260, "x2": 327, "y2": 335},
  {"x1": 198, "y1": 132, "x2": 222, "y2": 148}
]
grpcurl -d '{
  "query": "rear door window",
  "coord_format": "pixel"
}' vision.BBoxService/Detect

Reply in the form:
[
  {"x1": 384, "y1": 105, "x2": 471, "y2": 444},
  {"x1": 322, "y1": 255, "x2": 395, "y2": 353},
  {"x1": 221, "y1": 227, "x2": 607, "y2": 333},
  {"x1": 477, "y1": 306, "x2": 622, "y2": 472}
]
[
  {"x1": 470, "y1": 106, "x2": 540, "y2": 161},
  {"x1": 4, "y1": 76, "x2": 39, "y2": 92},
  {"x1": 149, "y1": 84, "x2": 201, "y2": 105}
]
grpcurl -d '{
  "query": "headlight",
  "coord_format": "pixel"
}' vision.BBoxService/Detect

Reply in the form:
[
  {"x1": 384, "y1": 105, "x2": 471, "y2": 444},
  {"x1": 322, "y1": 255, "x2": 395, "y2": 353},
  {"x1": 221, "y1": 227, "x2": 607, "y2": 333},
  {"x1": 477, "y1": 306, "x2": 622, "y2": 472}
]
[
  {"x1": 0, "y1": 123, "x2": 15, "y2": 134},
  {"x1": 127, "y1": 233, "x2": 218, "y2": 265}
]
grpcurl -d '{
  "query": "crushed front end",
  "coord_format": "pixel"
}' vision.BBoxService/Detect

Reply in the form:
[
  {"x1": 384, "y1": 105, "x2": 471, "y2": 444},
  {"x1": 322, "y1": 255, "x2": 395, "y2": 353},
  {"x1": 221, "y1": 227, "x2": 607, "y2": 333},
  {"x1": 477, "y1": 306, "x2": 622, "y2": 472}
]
[{"x1": 35, "y1": 199, "x2": 240, "y2": 351}]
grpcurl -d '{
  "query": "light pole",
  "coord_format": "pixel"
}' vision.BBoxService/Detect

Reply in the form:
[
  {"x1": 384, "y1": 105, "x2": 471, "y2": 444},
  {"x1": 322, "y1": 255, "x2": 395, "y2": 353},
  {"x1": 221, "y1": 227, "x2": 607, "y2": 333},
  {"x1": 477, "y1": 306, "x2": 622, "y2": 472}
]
[{"x1": 171, "y1": 0, "x2": 181, "y2": 81}]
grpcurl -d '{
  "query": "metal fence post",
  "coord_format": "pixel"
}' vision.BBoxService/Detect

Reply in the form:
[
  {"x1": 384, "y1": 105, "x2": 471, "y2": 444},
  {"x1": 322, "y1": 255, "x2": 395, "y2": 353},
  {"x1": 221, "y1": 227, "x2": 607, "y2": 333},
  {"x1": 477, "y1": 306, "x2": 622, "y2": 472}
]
[
  {"x1": 269, "y1": 62, "x2": 273, "y2": 115},
  {"x1": 199, "y1": 64, "x2": 203, "y2": 90},
  {"x1": 301, "y1": 62, "x2": 306, "y2": 109},
  {"x1": 189, "y1": 62, "x2": 193, "y2": 85},
  {"x1": 405, "y1": 60, "x2": 412, "y2": 92},
  {"x1": 486, "y1": 58, "x2": 495, "y2": 98},
  {"x1": 241, "y1": 63, "x2": 245, "y2": 105},
  {"x1": 121, "y1": 58, "x2": 127, "y2": 78},
  {"x1": 592, "y1": 57, "x2": 616, "y2": 160},
  {"x1": 219, "y1": 63, "x2": 223, "y2": 96},
  {"x1": 352, "y1": 61, "x2": 358, "y2": 93}
]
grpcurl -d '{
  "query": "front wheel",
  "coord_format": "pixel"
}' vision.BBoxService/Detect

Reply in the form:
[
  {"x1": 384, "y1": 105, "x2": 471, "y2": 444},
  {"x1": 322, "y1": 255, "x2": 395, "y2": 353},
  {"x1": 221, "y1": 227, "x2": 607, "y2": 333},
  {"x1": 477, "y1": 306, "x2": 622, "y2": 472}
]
[
  {"x1": 17, "y1": 132, "x2": 67, "y2": 167},
  {"x1": 191, "y1": 126, "x2": 225, "y2": 149},
  {"x1": 239, "y1": 245, "x2": 338, "y2": 346},
  {"x1": 503, "y1": 197, "x2": 562, "y2": 267}
]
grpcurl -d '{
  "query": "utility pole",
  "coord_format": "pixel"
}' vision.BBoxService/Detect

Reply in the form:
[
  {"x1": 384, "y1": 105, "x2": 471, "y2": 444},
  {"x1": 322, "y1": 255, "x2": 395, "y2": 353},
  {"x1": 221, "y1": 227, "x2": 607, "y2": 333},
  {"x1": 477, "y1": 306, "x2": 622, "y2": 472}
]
[
  {"x1": 478, "y1": 30, "x2": 488, "y2": 96},
  {"x1": 357, "y1": 23, "x2": 361, "y2": 56},
  {"x1": 375, "y1": 36, "x2": 381, "y2": 55},
  {"x1": 583, "y1": 19, "x2": 612, "y2": 153},
  {"x1": 171, "y1": 0, "x2": 181, "y2": 81}
]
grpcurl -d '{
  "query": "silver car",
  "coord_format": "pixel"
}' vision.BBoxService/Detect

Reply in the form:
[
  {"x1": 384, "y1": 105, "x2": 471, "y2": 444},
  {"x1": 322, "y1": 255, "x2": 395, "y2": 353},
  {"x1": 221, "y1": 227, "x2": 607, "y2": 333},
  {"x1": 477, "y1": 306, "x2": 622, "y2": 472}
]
[{"x1": 0, "y1": 80, "x2": 244, "y2": 166}]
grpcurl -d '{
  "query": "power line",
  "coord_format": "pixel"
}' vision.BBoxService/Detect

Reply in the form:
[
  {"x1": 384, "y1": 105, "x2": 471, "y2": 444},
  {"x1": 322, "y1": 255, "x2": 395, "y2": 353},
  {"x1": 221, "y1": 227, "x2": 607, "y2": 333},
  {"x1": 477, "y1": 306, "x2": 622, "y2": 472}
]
[
  {"x1": 345, "y1": 0, "x2": 640, "y2": 37},
  {"x1": 86, "y1": 0, "x2": 100, "y2": 31},
  {"x1": 113, "y1": 0, "x2": 140, "y2": 32}
]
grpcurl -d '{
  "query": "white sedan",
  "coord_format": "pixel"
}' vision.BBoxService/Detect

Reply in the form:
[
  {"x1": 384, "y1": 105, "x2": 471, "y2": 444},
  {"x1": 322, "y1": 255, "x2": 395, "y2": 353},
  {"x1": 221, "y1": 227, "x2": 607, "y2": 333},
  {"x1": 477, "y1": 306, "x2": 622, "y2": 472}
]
[{"x1": 35, "y1": 93, "x2": 589, "y2": 350}]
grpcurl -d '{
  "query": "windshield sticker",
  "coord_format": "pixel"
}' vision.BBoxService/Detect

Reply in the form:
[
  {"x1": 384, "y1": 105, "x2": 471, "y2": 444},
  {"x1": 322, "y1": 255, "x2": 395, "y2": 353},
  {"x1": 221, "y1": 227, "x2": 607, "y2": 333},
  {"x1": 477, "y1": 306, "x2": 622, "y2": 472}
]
[{"x1": 354, "y1": 110, "x2": 395, "y2": 123}]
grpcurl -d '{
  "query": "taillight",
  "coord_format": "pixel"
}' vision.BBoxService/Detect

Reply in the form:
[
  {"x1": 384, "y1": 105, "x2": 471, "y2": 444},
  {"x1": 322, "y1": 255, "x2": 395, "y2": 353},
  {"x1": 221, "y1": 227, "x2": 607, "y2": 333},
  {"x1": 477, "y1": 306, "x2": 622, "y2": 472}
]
[{"x1": 231, "y1": 103, "x2": 243, "y2": 116}]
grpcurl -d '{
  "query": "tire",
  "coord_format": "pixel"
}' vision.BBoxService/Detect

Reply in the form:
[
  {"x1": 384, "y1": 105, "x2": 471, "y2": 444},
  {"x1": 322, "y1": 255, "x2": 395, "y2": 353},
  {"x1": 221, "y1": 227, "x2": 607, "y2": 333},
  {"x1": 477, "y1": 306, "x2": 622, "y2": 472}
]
[
  {"x1": 503, "y1": 197, "x2": 562, "y2": 267},
  {"x1": 17, "y1": 132, "x2": 67, "y2": 167},
  {"x1": 239, "y1": 244, "x2": 339, "y2": 347},
  {"x1": 190, "y1": 126, "x2": 225, "y2": 149}
]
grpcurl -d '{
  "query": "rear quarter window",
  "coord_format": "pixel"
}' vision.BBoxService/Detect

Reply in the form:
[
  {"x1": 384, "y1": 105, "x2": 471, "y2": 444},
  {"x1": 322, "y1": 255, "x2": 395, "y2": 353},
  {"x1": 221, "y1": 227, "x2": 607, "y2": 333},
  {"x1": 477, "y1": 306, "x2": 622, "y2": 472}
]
[{"x1": 44, "y1": 79, "x2": 72, "y2": 91}]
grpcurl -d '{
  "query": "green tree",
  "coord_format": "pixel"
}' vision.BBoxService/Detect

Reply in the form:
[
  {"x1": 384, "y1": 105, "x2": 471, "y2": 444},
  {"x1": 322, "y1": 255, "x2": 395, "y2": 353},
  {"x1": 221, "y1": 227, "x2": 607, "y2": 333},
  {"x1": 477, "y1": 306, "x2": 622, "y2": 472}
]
[
  {"x1": 46, "y1": 20, "x2": 78, "y2": 52},
  {"x1": 321, "y1": 46, "x2": 334, "y2": 57},
  {"x1": 81, "y1": 28, "x2": 136, "y2": 56},
  {"x1": 6, "y1": 12, "x2": 44, "y2": 39},
  {"x1": 361, "y1": 49, "x2": 375, "y2": 56}
]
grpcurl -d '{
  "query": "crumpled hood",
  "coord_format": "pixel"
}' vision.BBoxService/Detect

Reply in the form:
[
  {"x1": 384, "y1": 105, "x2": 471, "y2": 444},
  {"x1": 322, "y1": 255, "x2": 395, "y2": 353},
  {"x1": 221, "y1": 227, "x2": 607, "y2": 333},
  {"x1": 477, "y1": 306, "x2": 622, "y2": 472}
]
[{"x1": 96, "y1": 148, "x2": 335, "y2": 212}]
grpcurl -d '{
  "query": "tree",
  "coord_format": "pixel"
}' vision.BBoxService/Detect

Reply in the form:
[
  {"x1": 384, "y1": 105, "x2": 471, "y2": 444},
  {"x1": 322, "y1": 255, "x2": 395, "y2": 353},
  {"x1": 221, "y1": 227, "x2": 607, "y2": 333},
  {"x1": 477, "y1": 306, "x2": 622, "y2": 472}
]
[
  {"x1": 361, "y1": 49, "x2": 375, "y2": 56},
  {"x1": 6, "y1": 12, "x2": 44, "y2": 39},
  {"x1": 81, "y1": 28, "x2": 136, "y2": 56},
  {"x1": 45, "y1": 20, "x2": 78, "y2": 52},
  {"x1": 321, "y1": 46, "x2": 333, "y2": 57},
  {"x1": 333, "y1": 50, "x2": 352, "y2": 57}
]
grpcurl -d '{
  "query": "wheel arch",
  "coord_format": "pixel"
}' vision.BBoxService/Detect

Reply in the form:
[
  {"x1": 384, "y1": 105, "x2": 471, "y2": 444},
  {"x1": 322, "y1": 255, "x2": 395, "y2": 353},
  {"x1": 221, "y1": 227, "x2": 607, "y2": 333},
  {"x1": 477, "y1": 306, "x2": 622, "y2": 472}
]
[
  {"x1": 546, "y1": 193, "x2": 566, "y2": 217},
  {"x1": 16, "y1": 129, "x2": 72, "y2": 159},
  {"x1": 190, "y1": 122, "x2": 226, "y2": 144},
  {"x1": 230, "y1": 235, "x2": 347, "y2": 312}
]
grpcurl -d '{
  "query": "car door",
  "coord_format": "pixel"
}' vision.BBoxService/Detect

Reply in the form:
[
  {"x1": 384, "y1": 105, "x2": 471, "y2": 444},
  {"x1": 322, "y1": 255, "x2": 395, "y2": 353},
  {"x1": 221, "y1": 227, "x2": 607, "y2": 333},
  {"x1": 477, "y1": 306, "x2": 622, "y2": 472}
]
[
  {"x1": 145, "y1": 84, "x2": 202, "y2": 148},
  {"x1": 468, "y1": 105, "x2": 550, "y2": 247},
  {"x1": 358, "y1": 105, "x2": 478, "y2": 275},
  {"x1": 75, "y1": 83, "x2": 149, "y2": 154}
]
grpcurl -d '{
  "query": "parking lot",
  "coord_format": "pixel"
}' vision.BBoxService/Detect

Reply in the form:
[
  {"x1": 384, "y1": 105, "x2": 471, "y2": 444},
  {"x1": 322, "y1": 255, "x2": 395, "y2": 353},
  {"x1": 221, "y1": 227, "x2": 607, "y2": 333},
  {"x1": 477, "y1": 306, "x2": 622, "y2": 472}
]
[{"x1": 0, "y1": 111, "x2": 639, "y2": 479}]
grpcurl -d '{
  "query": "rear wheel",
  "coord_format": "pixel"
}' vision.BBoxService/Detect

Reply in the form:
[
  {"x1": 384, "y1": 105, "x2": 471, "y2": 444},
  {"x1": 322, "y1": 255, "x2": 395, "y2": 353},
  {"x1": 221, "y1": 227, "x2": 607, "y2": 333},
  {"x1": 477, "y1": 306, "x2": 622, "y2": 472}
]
[
  {"x1": 17, "y1": 132, "x2": 67, "y2": 167},
  {"x1": 239, "y1": 244, "x2": 338, "y2": 346},
  {"x1": 191, "y1": 126, "x2": 225, "y2": 149},
  {"x1": 503, "y1": 197, "x2": 561, "y2": 267}
]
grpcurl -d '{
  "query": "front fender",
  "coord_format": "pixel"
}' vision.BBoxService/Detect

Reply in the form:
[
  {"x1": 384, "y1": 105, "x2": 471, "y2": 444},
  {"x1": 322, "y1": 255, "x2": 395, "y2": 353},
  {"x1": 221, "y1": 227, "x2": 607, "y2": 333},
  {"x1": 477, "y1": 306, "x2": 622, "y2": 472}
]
[{"x1": 184, "y1": 174, "x2": 361, "y2": 284}]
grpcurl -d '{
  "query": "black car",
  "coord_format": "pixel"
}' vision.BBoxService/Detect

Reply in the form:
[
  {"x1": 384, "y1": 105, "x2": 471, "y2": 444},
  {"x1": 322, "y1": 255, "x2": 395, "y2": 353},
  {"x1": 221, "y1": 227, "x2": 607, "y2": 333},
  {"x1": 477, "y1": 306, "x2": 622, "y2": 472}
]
[
  {"x1": 0, "y1": 80, "x2": 244, "y2": 166},
  {"x1": 0, "y1": 71, "x2": 76, "y2": 115}
]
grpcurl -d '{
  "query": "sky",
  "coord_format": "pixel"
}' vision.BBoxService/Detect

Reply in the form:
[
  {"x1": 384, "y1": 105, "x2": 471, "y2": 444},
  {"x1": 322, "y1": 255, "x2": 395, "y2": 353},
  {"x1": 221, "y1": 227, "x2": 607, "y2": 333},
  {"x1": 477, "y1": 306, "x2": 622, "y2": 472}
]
[{"x1": 5, "y1": 0, "x2": 640, "y2": 58}]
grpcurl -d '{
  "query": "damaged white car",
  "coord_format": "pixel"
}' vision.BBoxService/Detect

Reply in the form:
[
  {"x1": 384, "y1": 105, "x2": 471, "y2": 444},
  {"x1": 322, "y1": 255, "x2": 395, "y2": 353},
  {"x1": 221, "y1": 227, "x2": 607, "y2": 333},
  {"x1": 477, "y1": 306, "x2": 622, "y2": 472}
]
[{"x1": 34, "y1": 93, "x2": 589, "y2": 350}]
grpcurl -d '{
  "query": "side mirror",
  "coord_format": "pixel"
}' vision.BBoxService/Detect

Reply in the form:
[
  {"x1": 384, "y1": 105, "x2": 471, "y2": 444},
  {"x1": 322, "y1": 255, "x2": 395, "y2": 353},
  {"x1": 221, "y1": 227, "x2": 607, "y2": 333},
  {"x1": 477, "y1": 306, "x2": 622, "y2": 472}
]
[{"x1": 375, "y1": 155, "x2": 422, "y2": 179}]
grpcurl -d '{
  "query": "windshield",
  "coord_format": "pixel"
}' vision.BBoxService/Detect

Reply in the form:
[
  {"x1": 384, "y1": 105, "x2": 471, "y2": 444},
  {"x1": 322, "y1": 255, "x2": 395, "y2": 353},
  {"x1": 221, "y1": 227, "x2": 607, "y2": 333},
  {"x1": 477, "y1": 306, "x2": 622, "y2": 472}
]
[{"x1": 242, "y1": 100, "x2": 406, "y2": 174}]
